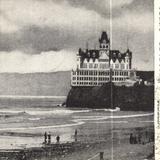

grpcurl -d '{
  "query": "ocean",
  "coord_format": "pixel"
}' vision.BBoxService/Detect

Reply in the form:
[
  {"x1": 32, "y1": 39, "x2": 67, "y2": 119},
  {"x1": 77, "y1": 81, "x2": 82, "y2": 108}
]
[{"x1": 0, "y1": 97, "x2": 154, "y2": 149}]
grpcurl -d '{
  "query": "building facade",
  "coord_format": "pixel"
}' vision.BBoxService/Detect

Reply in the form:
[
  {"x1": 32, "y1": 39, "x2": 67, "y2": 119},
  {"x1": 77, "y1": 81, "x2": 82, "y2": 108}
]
[{"x1": 71, "y1": 31, "x2": 136, "y2": 86}]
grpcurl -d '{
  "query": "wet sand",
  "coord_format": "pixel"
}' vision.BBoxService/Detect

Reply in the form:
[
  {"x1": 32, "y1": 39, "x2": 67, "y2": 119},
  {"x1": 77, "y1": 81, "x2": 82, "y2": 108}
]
[
  {"x1": 0, "y1": 101, "x2": 154, "y2": 159},
  {"x1": 0, "y1": 113, "x2": 154, "y2": 160},
  {"x1": 0, "y1": 126, "x2": 154, "y2": 160}
]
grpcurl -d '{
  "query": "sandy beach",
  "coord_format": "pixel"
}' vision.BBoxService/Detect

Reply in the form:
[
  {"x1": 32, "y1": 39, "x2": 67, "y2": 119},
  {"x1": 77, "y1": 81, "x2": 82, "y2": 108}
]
[
  {"x1": 0, "y1": 126, "x2": 154, "y2": 160},
  {"x1": 0, "y1": 98, "x2": 154, "y2": 159}
]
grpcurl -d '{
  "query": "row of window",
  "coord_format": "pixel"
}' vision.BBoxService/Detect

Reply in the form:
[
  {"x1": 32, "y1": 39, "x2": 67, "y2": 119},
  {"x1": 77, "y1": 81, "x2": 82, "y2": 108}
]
[
  {"x1": 72, "y1": 77, "x2": 126, "y2": 82},
  {"x1": 72, "y1": 78, "x2": 126, "y2": 86},
  {"x1": 72, "y1": 70, "x2": 129, "y2": 76},
  {"x1": 81, "y1": 63, "x2": 107, "y2": 69},
  {"x1": 110, "y1": 64, "x2": 129, "y2": 69},
  {"x1": 72, "y1": 82, "x2": 99, "y2": 86},
  {"x1": 80, "y1": 63, "x2": 129, "y2": 70},
  {"x1": 73, "y1": 77, "x2": 110, "y2": 81},
  {"x1": 114, "y1": 71, "x2": 129, "y2": 76}
]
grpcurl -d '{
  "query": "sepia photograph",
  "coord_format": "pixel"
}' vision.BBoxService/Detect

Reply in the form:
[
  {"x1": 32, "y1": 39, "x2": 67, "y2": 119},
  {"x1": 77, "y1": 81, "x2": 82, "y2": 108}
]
[{"x1": 0, "y1": 0, "x2": 155, "y2": 160}]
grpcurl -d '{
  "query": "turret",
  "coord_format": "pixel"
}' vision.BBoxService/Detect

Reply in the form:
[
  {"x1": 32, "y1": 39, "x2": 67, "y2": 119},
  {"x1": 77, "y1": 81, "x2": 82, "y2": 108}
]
[
  {"x1": 99, "y1": 31, "x2": 110, "y2": 50},
  {"x1": 125, "y1": 49, "x2": 132, "y2": 69},
  {"x1": 77, "y1": 49, "x2": 81, "y2": 69},
  {"x1": 99, "y1": 31, "x2": 110, "y2": 61},
  {"x1": 78, "y1": 48, "x2": 82, "y2": 55}
]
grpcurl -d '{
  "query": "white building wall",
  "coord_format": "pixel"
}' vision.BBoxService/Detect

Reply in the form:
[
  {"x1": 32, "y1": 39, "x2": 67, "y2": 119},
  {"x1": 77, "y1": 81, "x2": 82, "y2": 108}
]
[
  {"x1": 71, "y1": 68, "x2": 132, "y2": 86},
  {"x1": 71, "y1": 51, "x2": 134, "y2": 86}
]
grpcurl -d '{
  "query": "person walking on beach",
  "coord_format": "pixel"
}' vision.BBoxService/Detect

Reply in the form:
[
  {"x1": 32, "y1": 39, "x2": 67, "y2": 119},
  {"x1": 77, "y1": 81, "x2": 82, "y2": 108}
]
[
  {"x1": 75, "y1": 129, "x2": 78, "y2": 142},
  {"x1": 133, "y1": 134, "x2": 137, "y2": 144},
  {"x1": 138, "y1": 133, "x2": 142, "y2": 144},
  {"x1": 56, "y1": 135, "x2": 60, "y2": 143},
  {"x1": 44, "y1": 132, "x2": 47, "y2": 144},
  {"x1": 145, "y1": 131, "x2": 148, "y2": 143},
  {"x1": 129, "y1": 133, "x2": 133, "y2": 144},
  {"x1": 48, "y1": 132, "x2": 51, "y2": 144}
]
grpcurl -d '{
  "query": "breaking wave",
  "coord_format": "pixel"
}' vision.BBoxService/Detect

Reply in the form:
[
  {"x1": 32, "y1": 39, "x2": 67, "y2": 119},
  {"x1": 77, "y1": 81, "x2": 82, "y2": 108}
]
[
  {"x1": 0, "y1": 112, "x2": 153, "y2": 131},
  {"x1": 0, "y1": 121, "x2": 84, "y2": 131},
  {"x1": 28, "y1": 118, "x2": 41, "y2": 121},
  {"x1": 0, "y1": 109, "x2": 91, "y2": 116},
  {"x1": 73, "y1": 113, "x2": 154, "y2": 122}
]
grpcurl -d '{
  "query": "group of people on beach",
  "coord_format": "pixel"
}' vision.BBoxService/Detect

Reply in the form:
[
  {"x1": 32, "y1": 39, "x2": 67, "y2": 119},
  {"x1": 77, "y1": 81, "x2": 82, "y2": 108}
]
[
  {"x1": 44, "y1": 132, "x2": 60, "y2": 144},
  {"x1": 129, "y1": 131, "x2": 154, "y2": 145},
  {"x1": 43, "y1": 129, "x2": 78, "y2": 145}
]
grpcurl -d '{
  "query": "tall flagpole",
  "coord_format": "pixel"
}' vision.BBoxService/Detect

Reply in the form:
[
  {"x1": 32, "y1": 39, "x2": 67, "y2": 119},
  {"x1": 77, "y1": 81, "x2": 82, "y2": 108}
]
[{"x1": 110, "y1": 68, "x2": 113, "y2": 109}]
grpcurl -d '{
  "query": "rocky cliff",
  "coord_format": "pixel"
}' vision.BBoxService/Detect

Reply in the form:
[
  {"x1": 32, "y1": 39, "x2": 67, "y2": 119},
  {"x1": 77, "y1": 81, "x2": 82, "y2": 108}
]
[{"x1": 66, "y1": 83, "x2": 154, "y2": 111}]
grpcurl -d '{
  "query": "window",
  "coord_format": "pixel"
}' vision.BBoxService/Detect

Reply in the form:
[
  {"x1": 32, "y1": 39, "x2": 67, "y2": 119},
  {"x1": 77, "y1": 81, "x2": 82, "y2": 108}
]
[
  {"x1": 94, "y1": 64, "x2": 98, "y2": 68},
  {"x1": 100, "y1": 64, "x2": 107, "y2": 69},
  {"x1": 121, "y1": 64, "x2": 125, "y2": 69},
  {"x1": 126, "y1": 64, "x2": 129, "y2": 69},
  {"x1": 115, "y1": 64, "x2": 119, "y2": 69},
  {"x1": 84, "y1": 63, "x2": 87, "y2": 68},
  {"x1": 100, "y1": 64, "x2": 102, "y2": 69},
  {"x1": 89, "y1": 64, "x2": 93, "y2": 68}
]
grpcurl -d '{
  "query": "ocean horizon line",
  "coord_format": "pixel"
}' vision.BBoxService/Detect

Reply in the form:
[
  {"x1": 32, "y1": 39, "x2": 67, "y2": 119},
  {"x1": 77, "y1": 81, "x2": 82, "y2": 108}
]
[{"x1": 0, "y1": 95, "x2": 67, "y2": 99}]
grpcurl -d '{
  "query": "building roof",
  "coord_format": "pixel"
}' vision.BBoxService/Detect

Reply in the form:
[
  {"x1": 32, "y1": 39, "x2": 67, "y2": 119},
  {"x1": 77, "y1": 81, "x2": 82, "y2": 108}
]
[
  {"x1": 109, "y1": 49, "x2": 132, "y2": 62},
  {"x1": 79, "y1": 49, "x2": 99, "y2": 60},
  {"x1": 99, "y1": 31, "x2": 110, "y2": 43},
  {"x1": 78, "y1": 31, "x2": 132, "y2": 63},
  {"x1": 79, "y1": 48, "x2": 132, "y2": 63},
  {"x1": 109, "y1": 50, "x2": 125, "y2": 62}
]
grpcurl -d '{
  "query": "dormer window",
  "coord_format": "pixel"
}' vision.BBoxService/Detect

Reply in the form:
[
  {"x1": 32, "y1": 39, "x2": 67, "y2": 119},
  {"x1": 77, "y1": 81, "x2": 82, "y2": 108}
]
[
  {"x1": 93, "y1": 52, "x2": 96, "y2": 57},
  {"x1": 87, "y1": 52, "x2": 90, "y2": 57},
  {"x1": 115, "y1": 64, "x2": 119, "y2": 69},
  {"x1": 89, "y1": 64, "x2": 93, "y2": 68},
  {"x1": 121, "y1": 64, "x2": 125, "y2": 69},
  {"x1": 126, "y1": 64, "x2": 129, "y2": 69}
]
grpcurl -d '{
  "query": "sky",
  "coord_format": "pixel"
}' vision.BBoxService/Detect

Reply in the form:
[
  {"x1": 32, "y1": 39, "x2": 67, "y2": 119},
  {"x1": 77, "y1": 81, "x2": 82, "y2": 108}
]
[{"x1": 0, "y1": 0, "x2": 154, "y2": 73}]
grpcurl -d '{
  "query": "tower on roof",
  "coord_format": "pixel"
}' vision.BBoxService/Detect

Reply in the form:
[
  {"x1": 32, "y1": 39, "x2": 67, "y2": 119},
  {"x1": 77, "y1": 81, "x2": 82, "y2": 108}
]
[
  {"x1": 99, "y1": 31, "x2": 110, "y2": 43},
  {"x1": 99, "y1": 31, "x2": 110, "y2": 50},
  {"x1": 99, "y1": 31, "x2": 110, "y2": 59}
]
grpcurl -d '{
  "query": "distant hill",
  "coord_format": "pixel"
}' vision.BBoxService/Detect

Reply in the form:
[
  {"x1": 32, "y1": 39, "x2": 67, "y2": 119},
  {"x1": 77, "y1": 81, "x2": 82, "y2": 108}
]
[
  {"x1": 0, "y1": 71, "x2": 70, "y2": 96},
  {"x1": 0, "y1": 70, "x2": 154, "y2": 96}
]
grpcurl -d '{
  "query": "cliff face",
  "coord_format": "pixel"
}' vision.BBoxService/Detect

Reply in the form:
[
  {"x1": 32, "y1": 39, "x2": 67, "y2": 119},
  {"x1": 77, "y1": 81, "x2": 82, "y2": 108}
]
[{"x1": 66, "y1": 83, "x2": 154, "y2": 111}]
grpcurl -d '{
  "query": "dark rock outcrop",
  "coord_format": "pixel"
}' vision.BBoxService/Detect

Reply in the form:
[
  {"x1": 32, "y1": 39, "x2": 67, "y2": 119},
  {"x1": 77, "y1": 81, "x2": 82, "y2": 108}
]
[{"x1": 66, "y1": 83, "x2": 154, "y2": 111}]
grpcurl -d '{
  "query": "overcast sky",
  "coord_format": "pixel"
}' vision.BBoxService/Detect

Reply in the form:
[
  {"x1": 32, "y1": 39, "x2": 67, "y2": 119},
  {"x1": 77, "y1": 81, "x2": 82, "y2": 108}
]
[{"x1": 0, "y1": 0, "x2": 153, "y2": 73}]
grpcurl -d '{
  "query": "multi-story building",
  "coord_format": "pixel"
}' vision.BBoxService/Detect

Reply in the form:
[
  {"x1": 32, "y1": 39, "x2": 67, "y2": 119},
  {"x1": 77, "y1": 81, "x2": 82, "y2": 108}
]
[{"x1": 71, "y1": 31, "x2": 136, "y2": 86}]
